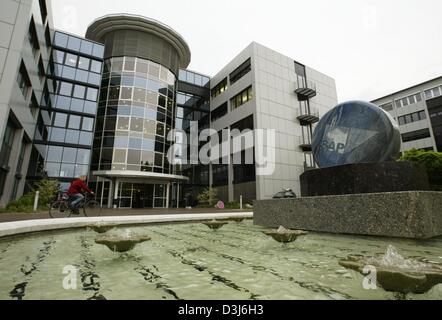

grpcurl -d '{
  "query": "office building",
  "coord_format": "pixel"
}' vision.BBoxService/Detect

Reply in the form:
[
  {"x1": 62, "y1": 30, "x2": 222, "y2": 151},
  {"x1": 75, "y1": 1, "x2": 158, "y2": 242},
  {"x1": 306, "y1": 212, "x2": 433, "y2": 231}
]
[
  {"x1": 372, "y1": 76, "x2": 442, "y2": 153},
  {"x1": 0, "y1": 3, "x2": 338, "y2": 208},
  {"x1": 0, "y1": 0, "x2": 53, "y2": 207},
  {"x1": 209, "y1": 42, "x2": 337, "y2": 203}
]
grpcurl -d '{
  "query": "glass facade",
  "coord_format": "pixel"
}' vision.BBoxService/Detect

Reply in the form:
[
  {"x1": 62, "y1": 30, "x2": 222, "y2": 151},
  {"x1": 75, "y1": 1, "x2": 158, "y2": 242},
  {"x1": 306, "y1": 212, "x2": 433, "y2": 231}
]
[
  {"x1": 92, "y1": 56, "x2": 176, "y2": 174},
  {"x1": 26, "y1": 31, "x2": 104, "y2": 191},
  {"x1": 176, "y1": 70, "x2": 211, "y2": 203}
]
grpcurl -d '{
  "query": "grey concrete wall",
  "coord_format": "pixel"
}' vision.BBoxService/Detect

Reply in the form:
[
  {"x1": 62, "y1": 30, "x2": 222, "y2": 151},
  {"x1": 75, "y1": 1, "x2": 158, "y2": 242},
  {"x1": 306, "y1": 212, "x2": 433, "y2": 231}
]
[{"x1": 254, "y1": 191, "x2": 442, "y2": 239}]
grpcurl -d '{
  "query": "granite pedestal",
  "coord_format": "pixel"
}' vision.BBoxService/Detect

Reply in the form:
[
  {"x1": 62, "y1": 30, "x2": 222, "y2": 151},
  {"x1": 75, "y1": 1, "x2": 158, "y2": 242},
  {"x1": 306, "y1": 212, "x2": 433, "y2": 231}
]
[
  {"x1": 254, "y1": 191, "x2": 442, "y2": 239},
  {"x1": 300, "y1": 162, "x2": 430, "y2": 197}
]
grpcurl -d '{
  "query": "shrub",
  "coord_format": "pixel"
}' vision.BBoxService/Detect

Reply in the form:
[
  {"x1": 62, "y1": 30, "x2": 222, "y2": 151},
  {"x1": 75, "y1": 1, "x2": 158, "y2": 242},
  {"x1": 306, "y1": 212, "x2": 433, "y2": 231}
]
[
  {"x1": 399, "y1": 149, "x2": 442, "y2": 190},
  {"x1": 225, "y1": 201, "x2": 241, "y2": 209},
  {"x1": 4, "y1": 179, "x2": 60, "y2": 213},
  {"x1": 196, "y1": 188, "x2": 218, "y2": 207}
]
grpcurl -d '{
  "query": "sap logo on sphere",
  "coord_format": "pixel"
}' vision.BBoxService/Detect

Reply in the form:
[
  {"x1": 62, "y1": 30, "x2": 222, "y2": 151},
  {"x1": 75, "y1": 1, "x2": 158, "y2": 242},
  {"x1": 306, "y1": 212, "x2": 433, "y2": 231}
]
[{"x1": 321, "y1": 140, "x2": 346, "y2": 154}]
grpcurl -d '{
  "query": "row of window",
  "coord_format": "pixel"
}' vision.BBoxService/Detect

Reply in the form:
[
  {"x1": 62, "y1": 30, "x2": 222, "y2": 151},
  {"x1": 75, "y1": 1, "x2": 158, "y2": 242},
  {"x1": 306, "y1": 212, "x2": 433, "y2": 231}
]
[
  {"x1": 97, "y1": 102, "x2": 173, "y2": 123},
  {"x1": 103, "y1": 57, "x2": 175, "y2": 86},
  {"x1": 51, "y1": 63, "x2": 101, "y2": 86},
  {"x1": 53, "y1": 50, "x2": 102, "y2": 73},
  {"x1": 178, "y1": 69, "x2": 210, "y2": 87},
  {"x1": 102, "y1": 75, "x2": 174, "y2": 98},
  {"x1": 231, "y1": 86, "x2": 253, "y2": 110},
  {"x1": 229, "y1": 59, "x2": 251, "y2": 86},
  {"x1": 177, "y1": 92, "x2": 209, "y2": 111},
  {"x1": 94, "y1": 148, "x2": 167, "y2": 171},
  {"x1": 54, "y1": 32, "x2": 104, "y2": 58},
  {"x1": 430, "y1": 110, "x2": 442, "y2": 118},
  {"x1": 425, "y1": 86, "x2": 442, "y2": 100},
  {"x1": 95, "y1": 116, "x2": 168, "y2": 139},
  {"x1": 397, "y1": 110, "x2": 427, "y2": 126},
  {"x1": 402, "y1": 129, "x2": 431, "y2": 143},
  {"x1": 395, "y1": 93, "x2": 422, "y2": 108},
  {"x1": 42, "y1": 112, "x2": 94, "y2": 131},
  {"x1": 54, "y1": 80, "x2": 98, "y2": 101},
  {"x1": 49, "y1": 94, "x2": 97, "y2": 115},
  {"x1": 38, "y1": 126, "x2": 93, "y2": 146}
]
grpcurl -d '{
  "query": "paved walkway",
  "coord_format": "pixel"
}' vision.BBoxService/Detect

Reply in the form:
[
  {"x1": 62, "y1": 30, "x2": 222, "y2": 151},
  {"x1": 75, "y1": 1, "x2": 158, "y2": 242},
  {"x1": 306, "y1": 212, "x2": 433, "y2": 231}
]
[{"x1": 0, "y1": 208, "x2": 250, "y2": 223}]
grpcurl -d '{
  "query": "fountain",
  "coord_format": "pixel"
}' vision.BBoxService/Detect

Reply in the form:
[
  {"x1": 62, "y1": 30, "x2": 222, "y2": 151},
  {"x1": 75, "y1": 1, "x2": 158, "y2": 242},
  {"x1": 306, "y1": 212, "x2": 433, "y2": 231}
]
[
  {"x1": 339, "y1": 245, "x2": 442, "y2": 294},
  {"x1": 263, "y1": 226, "x2": 308, "y2": 243},
  {"x1": 95, "y1": 229, "x2": 151, "y2": 253},
  {"x1": 89, "y1": 223, "x2": 116, "y2": 234},
  {"x1": 202, "y1": 220, "x2": 229, "y2": 230}
]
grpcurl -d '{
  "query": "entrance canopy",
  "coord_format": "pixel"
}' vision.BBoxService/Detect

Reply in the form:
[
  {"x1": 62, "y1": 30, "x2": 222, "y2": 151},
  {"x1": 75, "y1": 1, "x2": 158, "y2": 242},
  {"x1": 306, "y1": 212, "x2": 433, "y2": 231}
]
[{"x1": 93, "y1": 170, "x2": 189, "y2": 184}]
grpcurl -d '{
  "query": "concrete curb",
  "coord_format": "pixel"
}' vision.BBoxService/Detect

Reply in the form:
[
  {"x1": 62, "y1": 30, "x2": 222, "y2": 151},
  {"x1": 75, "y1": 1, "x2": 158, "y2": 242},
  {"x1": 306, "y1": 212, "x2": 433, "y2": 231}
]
[{"x1": 0, "y1": 212, "x2": 254, "y2": 239}]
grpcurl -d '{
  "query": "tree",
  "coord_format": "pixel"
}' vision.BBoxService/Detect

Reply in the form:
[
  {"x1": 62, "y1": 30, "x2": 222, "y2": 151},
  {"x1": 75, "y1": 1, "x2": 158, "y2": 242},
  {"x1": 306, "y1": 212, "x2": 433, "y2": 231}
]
[{"x1": 399, "y1": 149, "x2": 442, "y2": 190}]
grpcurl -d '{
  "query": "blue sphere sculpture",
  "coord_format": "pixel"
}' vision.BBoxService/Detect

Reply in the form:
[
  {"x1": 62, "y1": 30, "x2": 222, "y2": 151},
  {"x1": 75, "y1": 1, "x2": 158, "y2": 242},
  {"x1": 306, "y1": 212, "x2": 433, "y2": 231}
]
[{"x1": 312, "y1": 100, "x2": 401, "y2": 168}]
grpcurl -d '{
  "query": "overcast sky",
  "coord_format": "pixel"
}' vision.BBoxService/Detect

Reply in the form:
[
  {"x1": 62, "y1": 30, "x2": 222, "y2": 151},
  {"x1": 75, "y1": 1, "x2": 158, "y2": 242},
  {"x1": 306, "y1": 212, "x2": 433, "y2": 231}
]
[{"x1": 51, "y1": 0, "x2": 442, "y2": 102}]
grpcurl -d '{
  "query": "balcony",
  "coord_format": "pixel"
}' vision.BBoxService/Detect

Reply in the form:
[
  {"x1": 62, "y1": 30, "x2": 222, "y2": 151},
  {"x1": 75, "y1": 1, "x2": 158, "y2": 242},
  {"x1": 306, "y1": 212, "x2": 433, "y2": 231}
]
[
  {"x1": 296, "y1": 106, "x2": 320, "y2": 125},
  {"x1": 299, "y1": 143, "x2": 312, "y2": 152},
  {"x1": 304, "y1": 161, "x2": 316, "y2": 171},
  {"x1": 295, "y1": 76, "x2": 317, "y2": 100}
]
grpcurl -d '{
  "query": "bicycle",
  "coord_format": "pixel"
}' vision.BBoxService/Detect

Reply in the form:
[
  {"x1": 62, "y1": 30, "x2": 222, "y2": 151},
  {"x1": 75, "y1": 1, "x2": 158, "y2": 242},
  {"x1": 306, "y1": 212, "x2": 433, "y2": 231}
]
[{"x1": 49, "y1": 192, "x2": 99, "y2": 218}]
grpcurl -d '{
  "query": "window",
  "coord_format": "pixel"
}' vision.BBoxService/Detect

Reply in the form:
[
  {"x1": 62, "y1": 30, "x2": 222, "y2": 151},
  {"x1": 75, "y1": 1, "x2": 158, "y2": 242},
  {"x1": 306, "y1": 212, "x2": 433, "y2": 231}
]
[
  {"x1": 397, "y1": 110, "x2": 427, "y2": 126},
  {"x1": 86, "y1": 88, "x2": 98, "y2": 101},
  {"x1": 73, "y1": 85, "x2": 86, "y2": 99},
  {"x1": 211, "y1": 102, "x2": 228, "y2": 122},
  {"x1": 65, "y1": 54, "x2": 78, "y2": 67},
  {"x1": 44, "y1": 25, "x2": 51, "y2": 48},
  {"x1": 0, "y1": 120, "x2": 16, "y2": 170},
  {"x1": 80, "y1": 40, "x2": 93, "y2": 55},
  {"x1": 231, "y1": 115, "x2": 254, "y2": 131},
  {"x1": 90, "y1": 60, "x2": 102, "y2": 73},
  {"x1": 67, "y1": 36, "x2": 81, "y2": 51},
  {"x1": 92, "y1": 44, "x2": 105, "y2": 58},
  {"x1": 53, "y1": 113, "x2": 68, "y2": 127},
  {"x1": 68, "y1": 115, "x2": 81, "y2": 130},
  {"x1": 82, "y1": 118, "x2": 94, "y2": 131},
  {"x1": 53, "y1": 50, "x2": 65, "y2": 64},
  {"x1": 78, "y1": 57, "x2": 90, "y2": 70},
  {"x1": 54, "y1": 32, "x2": 68, "y2": 48},
  {"x1": 39, "y1": 0, "x2": 48, "y2": 24},
  {"x1": 230, "y1": 58, "x2": 251, "y2": 85},
  {"x1": 395, "y1": 93, "x2": 422, "y2": 108},
  {"x1": 58, "y1": 82, "x2": 73, "y2": 96},
  {"x1": 402, "y1": 129, "x2": 431, "y2": 143},
  {"x1": 424, "y1": 86, "x2": 442, "y2": 100},
  {"x1": 29, "y1": 93, "x2": 39, "y2": 118},
  {"x1": 211, "y1": 78, "x2": 228, "y2": 98},
  {"x1": 28, "y1": 17, "x2": 40, "y2": 57},
  {"x1": 230, "y1": 86, "x2": 253, "y2": 110},
  {"x1": 17, "y1": 61, "x2": 31, "y2": 98},
  {"x1": 38, "y1": 57, "x2": 45, "y2": 80}
]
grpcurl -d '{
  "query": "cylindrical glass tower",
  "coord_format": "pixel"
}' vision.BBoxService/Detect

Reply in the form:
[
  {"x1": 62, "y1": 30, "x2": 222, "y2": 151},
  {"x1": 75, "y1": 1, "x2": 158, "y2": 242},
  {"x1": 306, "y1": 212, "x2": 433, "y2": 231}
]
[{"x1": 86, "y1": 14, "x2": 191, "y2": 208}]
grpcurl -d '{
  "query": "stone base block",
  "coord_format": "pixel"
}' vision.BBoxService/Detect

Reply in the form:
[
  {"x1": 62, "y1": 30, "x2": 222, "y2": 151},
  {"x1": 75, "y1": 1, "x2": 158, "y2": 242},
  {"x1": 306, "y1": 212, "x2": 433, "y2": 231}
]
[
  {"x1": 254, "y1": 192, "x2": 442, "y2": 239},
  {"x1": 300, "y1": 162, "x2": 430, "y2": 197}
]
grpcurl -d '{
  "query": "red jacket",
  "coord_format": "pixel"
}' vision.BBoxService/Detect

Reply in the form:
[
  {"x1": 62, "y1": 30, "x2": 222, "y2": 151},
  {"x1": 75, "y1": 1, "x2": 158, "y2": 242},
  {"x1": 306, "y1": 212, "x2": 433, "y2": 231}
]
[{"x1": 68, "y1": 179, "x2": 93, "y2": 195}]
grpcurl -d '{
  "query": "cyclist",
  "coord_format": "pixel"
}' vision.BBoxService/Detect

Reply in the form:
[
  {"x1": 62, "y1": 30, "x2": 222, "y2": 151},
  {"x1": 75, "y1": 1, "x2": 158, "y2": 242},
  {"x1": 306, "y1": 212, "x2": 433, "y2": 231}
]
[{"x1": 67, "y1": 175, "x2": 94, "y2": 214}]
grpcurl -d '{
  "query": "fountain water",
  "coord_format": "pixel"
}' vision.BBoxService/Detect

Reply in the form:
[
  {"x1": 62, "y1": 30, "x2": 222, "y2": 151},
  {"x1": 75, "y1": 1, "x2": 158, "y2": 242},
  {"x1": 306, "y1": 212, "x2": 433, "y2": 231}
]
[
  {"x1": 89, "y1": 222, "x2": 116, "y2": 234},
  {"x1": 202, "y1": 220, "x2": 229, "y2": 230},
  {"x1": 95, "y1": 228, "x2": 151, "y2": 253},
  {"x1": 339, "y1": 245, "x2": 442, "y2": 294},
  {"x1": 263, "y1": 226, "x2": 308, "y2": 243}
]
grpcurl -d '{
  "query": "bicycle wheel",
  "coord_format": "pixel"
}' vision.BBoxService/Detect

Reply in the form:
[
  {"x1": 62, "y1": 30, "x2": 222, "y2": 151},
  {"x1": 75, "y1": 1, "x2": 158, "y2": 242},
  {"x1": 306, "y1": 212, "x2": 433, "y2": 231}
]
[{"x1": 49, "y1": 201, "x2": 72, "y2": 219}]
